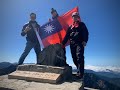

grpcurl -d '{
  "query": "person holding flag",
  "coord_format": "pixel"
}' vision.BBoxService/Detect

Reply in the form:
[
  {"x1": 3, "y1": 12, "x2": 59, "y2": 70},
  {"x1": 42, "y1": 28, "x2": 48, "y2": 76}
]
[
  {"x1": 49, "y1": 8, "x2": 67, "y2": 61},
  {"x1": 18, "y1": 13, "x2": 41, "y2": 65},
  {"x1": 62, "y1": 12, "x2": 89, "y2": 79}
]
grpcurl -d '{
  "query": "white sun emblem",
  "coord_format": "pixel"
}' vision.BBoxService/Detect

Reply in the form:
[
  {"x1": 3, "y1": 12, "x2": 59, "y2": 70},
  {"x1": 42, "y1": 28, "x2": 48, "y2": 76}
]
[{"x1": 44, "y1": 24, "x2": 55, "y2": 33}]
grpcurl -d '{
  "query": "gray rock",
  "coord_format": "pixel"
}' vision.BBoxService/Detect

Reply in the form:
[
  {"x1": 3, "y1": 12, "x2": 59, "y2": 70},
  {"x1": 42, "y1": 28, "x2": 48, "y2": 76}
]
[
  {"x1": 8, "y1": 64, "x2": 72, "y2": 84},
  {"x1": 39, "y1": 44, "x2": 68, "y2": 67}
]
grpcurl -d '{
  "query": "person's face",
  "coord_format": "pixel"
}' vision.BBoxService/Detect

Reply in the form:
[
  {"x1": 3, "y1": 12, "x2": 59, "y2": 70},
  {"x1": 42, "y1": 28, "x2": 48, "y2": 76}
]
[
  {"x1": 30, "y1": 14, "x2": 36, "y2": 21},
  {"x1": 72, "y1": 15, "x2": 79, "y2": 22},
  {"x1": 52, "y1": 12, "x2": 57, "y2": 17}
]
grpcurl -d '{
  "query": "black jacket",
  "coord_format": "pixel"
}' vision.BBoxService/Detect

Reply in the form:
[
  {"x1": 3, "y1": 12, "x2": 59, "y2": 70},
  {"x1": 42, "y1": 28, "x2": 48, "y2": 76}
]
[
  {"x1": 62, "y1": 22, "x2": 89, "y2": 45},
  {"x1": 21, "y1": 21, "x2": 40, "y2": 43}
]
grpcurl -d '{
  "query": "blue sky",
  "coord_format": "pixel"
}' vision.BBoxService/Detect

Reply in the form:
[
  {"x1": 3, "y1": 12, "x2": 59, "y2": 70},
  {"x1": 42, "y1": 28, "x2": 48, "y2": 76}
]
[{"x1": 0, "y1": 0, "x2": 120, "y2": 67}]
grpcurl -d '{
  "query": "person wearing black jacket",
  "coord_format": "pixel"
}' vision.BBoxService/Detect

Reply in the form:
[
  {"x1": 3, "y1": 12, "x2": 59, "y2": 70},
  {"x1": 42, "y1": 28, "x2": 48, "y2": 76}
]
[
  {"x1": 62, "y1": 12, "x2": 89, "y2": 78},
  {"x1": 18, "y1": 13, "x2": 41, "y2": 65}
]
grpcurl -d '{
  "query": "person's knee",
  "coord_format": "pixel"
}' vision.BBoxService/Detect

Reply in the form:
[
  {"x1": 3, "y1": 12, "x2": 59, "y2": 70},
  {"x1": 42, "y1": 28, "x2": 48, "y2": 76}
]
[
  {"x1": 77, "y1": 59, "x2": 84, "y2": 65},
  {"x1": 77, "y1": 52, "x2": 84, "y2": 60}
]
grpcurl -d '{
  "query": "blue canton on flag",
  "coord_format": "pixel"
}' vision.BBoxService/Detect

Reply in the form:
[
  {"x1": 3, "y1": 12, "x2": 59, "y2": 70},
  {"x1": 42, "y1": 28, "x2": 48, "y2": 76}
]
[{"x1": 39, "y1": 19, "x2": 62, "y2": 39}]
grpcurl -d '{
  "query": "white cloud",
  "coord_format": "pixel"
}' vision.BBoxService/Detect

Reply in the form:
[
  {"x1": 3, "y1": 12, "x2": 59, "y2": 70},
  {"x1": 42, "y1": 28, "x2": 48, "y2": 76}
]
[
  {"x1": 85, "y1": 65, "x2": 120, "y2": 73},
  {"x1": 69, "y1": 63, "x2": 76, "y2": 67}
]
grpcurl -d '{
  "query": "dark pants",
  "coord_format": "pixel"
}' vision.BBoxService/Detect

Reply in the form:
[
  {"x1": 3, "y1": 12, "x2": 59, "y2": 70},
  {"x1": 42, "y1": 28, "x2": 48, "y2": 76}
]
[
  {"x1": 70, "y1": 43, "x2": 84, "y2": 77},
  {"x1": 63, "y1": 47, "x2": 66, "y2": 60},
  {"x1": 18, "y1": 41, "x2": 41, "y2": 65}
]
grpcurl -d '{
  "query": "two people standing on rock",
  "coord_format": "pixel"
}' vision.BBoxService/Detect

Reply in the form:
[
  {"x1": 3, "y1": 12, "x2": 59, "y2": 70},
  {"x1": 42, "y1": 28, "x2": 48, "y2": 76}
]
[
  {"x1": 18, "y1": 9, "x2": 60, "y2": 65},
  {"x1": 18, "y1": 9, "x2": 89, "y2": 79},
  {"x1": 50, "y1": 8, "x2": 89, "y2": 78},
  {"x1": 18, "y1": 8, "x2": 62, "y2": 65}
]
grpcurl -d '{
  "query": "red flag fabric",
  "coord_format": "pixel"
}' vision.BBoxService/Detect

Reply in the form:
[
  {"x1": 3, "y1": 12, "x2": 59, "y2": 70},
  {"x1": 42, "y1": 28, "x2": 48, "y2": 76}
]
[
  {"x1": 61, "y1": 7, "x2": 80, "y2": 26},
  {"x1": 39, "y1": 7, "x2": 79, "y2": 47}
]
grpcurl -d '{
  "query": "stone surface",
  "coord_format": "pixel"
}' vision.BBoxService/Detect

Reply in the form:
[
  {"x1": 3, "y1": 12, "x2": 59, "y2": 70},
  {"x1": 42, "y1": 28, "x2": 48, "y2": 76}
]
[
  {"x1": 8, "y1": 71, "x2": 61, "y2": 83},
  {"x1": 8, "y1": 64, "x2": 72, "y2": 84},
  {"x1": 17, "y1": 64, "x2": 66, "y2": 74},
  {"x1": 0, "y1": 75, "x2": 84, "y2": 90}
]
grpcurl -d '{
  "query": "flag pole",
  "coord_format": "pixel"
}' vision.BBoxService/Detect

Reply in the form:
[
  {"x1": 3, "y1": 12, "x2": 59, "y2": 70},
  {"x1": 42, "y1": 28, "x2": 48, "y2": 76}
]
[{"x1": 34, "y1": 28, "x2": 44, "y2": 50}]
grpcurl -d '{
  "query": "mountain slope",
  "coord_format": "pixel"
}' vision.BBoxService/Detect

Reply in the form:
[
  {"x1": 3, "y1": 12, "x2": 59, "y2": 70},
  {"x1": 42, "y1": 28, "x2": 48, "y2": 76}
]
[
  {"x1": 84, "y1": 73, "x2": 120, "y2": 90},
  {"x1": 0, "y1": 62, "x2": 17, "y2": 75}
]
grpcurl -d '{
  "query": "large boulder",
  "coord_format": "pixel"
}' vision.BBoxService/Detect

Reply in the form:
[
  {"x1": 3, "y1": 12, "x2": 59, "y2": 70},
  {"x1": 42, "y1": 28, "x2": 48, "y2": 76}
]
[{"x1": 39, "y1": 44, "x2": 68, "y2": 67}]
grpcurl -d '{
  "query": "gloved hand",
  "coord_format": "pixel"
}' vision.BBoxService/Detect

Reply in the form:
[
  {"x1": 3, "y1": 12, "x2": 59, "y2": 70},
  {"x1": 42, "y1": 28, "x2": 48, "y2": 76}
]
[{"x1": 82, "y1": 41, "x2": 86, "y2": 47}]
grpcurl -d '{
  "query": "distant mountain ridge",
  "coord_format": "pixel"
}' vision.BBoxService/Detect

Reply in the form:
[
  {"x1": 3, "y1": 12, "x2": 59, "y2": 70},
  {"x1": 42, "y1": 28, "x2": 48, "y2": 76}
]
[
  {"x1": 73, "y1": 66, "x2": 120, "y2": 89},
  {"x1": 0, "y1": 62, "x2": 120, "y2": 89},
  {"x1": 84, "y1": 73, "x2": 120, "y2": 90},
  {"x1": 85, "y1": 65, "x2": 120, "y2": 73},
  {"x1": 0, "y1": 62, "x2": 17, "y2": 75}
]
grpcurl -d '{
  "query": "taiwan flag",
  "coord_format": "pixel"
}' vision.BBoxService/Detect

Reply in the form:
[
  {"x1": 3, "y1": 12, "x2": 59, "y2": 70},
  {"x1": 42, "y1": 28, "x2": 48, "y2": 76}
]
[{"x1": 39, "y1": 7, "x2": 79, "y2": 47}]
